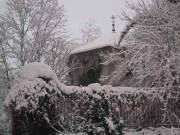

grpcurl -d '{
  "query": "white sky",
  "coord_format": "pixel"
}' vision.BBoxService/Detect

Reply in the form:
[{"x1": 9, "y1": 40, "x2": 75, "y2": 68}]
[
  {"x1": 0, "y1": 0, "x2": 139, "y2": 39},
  {"x1": 59, "y1": 0, "x2": 138, "y2": 38}
]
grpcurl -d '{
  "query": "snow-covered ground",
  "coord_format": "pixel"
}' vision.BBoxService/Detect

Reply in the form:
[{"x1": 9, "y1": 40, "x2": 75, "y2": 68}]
[
  {"x1": 58, "y1": 127, "x2": 180, "y2": 135},
  {"x1": 124, "y1": 127, "x2": 180, "y2": 135}
]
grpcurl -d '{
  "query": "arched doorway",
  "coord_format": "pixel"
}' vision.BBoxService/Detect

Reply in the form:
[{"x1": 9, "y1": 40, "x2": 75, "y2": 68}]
[
  {"x1": 87, "y1": 68, "x2": 96, "y2": 84},
  {"x1": 80, "y1": 67, "x2": 100, "y2": 86}
]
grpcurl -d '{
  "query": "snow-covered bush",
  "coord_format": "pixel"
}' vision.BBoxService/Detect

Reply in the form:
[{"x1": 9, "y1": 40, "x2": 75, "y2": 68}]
[
  {"x1": 62, "y1": 84, "x2": 161, "y2": 134},
  {"x1": 5, "y1": 63, "x2": 63, "y2": 135},
  {"x1": 58, "y1": 84, "x2": 125, "y2": 134},
  {"x1": 83, "y1": 92, "x2": 124, "y2": 135},
  {"x1": 59, "y1": 83, "x2": 180, "y2": 130},
  {"x1": 3, "y1": 62, "x2": 180, "y2": 135}
]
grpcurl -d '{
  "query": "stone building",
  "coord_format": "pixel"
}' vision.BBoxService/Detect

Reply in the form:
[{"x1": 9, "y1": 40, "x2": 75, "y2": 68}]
[{"x1": 68, "y1": 33, "x2": 119, "y2": 86}]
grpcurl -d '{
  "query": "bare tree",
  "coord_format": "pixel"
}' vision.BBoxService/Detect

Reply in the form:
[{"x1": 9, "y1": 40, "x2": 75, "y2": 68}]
[
  {"x1": 44, "y1": 36, "x2": 74, "y2": 82},
  {"x1": 0, "y1": 41, "x2": 10, "y2": 89},
  {"x1": 0, "y1": 22, "x2": 12, "y2": 89},
  {"x1": 103, "y1": 0, "x2": 180, "y2": 89},
  {"x1": 1, "y1": 0, "x2": 66, "y2": 66},
  {"x1": 26, "y1": 0, "x2": 67, "y2": 63},
  {"x1": 81, "y1": 19, "x2": 102, "y2": 44}
]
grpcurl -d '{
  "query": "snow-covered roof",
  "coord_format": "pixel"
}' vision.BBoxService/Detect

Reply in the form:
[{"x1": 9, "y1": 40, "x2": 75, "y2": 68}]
[{"x1": 71, "y1": 33, "x2": 119, "y2": 55}]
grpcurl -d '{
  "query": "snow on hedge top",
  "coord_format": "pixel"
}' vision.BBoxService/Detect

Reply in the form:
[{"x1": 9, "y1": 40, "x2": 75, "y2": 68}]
[
  {"x1": 16, "y1": 62, "x2": 66, "y2": 91},
  {"x1": 11, "y1": 62, "x2": 74, "y2": 94},
  {"x1": 61, "y1": 83, "x2": 163, "y2": 101},
  {"x1": 18, "y1": 62, "x2": 57, "y2": 81},
  {"x1": 5, "y1": 62, "x2": 63, "y2": 110},
  {"x1": 71, "y1": 33, "x2": 119, "y2": 55}
]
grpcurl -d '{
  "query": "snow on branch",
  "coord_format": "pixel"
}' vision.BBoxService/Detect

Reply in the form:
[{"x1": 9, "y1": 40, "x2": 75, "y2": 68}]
[{"x1": 118, "y1": 21, "x2": 136, "y2": 47}]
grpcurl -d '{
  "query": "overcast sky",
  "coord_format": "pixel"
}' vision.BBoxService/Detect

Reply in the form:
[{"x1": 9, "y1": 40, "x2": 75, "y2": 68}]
[
  {"x1": 59, "y1": 0, "x2": 138, "y2": 38},
  {"x1": 0, "y1": 0, "x2": 139, "y2": 38}
]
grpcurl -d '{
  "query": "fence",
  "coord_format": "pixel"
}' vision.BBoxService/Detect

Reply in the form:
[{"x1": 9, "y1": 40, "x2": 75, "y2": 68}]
[{"x1": 58, "y1": 93, "x2": 180, "y2": 129}]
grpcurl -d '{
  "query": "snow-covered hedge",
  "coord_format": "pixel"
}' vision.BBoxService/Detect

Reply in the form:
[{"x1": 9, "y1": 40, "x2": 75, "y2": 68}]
[
  {"x1": 5, "y1": 63, "x2": 62, "y2": 110},
  {"x1": 60, "y1": 84, "x2": 180, "y2": 129},
  {"x1": 4, "y1": 62, "x2": 180, "y2": 134},
  {"x1": 60, "y1": 84, "x2": 166, "y2": 129},
  {"x1": 5, "y1": 63, "x2": 63, "y2": 135}
]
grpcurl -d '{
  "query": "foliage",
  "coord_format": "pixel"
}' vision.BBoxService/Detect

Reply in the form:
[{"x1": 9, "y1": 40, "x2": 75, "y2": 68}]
[
  {"x1": 102, "y1": 0, "x2": 180, "y2": 90},
  {"x1": 57, "y1": 83, "x2": 180, "y2": 130},
  {"x1": 83, "y1": 92, "x2": 124, "y2": 135},
  {"x1": 5, "y1": 77, "x2": 62, "y2": 135},
  {"x1": 99, "y1": 0, "x2": 180, "y2": 127}
]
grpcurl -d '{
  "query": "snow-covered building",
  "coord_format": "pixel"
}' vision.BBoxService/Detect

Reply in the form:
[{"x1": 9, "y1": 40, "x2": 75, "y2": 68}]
[{"x1": 68, "y1": 33, "x2": 119, "y2": 86}]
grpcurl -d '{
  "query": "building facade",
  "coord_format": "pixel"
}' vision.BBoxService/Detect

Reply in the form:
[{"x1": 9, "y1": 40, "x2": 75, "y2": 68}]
[{"x1": 68, "y1": 33, "x2": 119, "y2": 86}]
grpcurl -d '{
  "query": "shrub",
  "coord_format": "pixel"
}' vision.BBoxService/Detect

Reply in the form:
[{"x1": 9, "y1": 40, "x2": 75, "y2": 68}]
[
  {"x1": 5, "y1": 78, "x2": 62, "y2": 135},
  {"x1": 82, "y1": 92, "x2": 124, "y2": 135}
]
